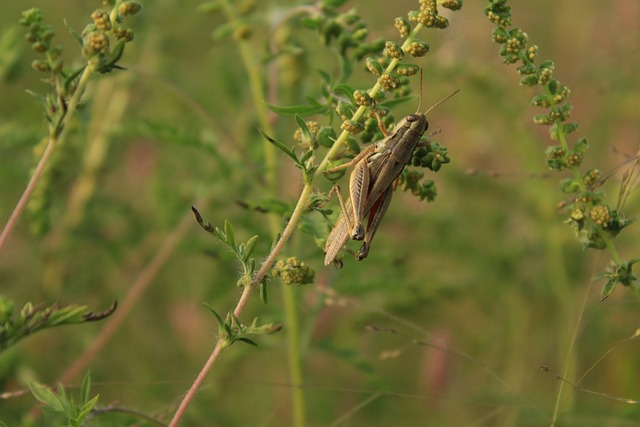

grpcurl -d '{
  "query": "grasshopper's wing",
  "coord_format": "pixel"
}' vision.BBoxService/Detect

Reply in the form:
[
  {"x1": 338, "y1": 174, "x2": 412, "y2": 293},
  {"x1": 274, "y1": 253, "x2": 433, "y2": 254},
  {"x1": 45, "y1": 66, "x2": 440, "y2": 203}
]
[
  {"x1": 357, "y1": 185, "x2": 393, "y2": 261},
  {"x1": 349, "y1": 159, "x2": 370, "y2": 240},
  {"x1": 363, "y1": 153, "x2": 403, "y2": 213},
  {"x1": 324, "y1": 198, "x2": 354, "y2": 266}
]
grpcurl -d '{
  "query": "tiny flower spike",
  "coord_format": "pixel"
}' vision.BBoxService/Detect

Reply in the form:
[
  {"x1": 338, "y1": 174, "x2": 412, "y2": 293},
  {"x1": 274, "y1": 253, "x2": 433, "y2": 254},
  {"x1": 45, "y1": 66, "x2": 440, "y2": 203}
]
[
  {"x1": 271, "y1": 258, "x2": 315, "y2": 286},
  {"x1": 485, "y1": 0, "x2": 639, "y2": 299},
  {"x1": 0, "y1": 4, "x2": 141, "y2": 253}
]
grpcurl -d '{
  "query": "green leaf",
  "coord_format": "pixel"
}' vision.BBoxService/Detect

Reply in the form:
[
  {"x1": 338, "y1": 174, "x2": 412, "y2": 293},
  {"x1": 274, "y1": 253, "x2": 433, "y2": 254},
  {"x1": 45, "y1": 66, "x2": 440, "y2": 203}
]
[
  {"x1": 300, "y1": 149, "x2": 314, "y2": 164},
  {"x1": 212, "y1": 22, "x2": 234, "y2": 40},
  {"x1": 223, "y1": 220, "x2": 235, "y2": 249},
  {"x1": 80, "y1": 372, "x2": 91, "y2": 404},
  {"x1": 203, "y1": 303, "x2": 225, "y2": 331},
  {"x1": 258, "y1": 128, "x2": 299, "y2": 164},
  {"x1": 29, "y1": 382, "x2": 65, "y2": 412},
  {"x1": 562, "y1": 122, "x2": 579, "y2": 135},
  {"x1": 245, "y1": 235, "x2": 259, "y2": 259},
  {"x1": 519, "y1": 75, "x2": 538, "y2": 86},
  {"x1": 198, "y1": 1, "x2": 221, "y2": 14},
  {"x1": 259, "y1": 281, "x2": 268, "y2": 305},
  {"x1": 322, "y1": 0, "x2": 349, "y2": 8},
  {"x1": 574, "y1": 137, "x2": 589, "y2": 153},
  {"x1": 237, "y1": 337, "x2": 259, "y2": 346},
  {"x1": 317, "y1": 126, "x2": 337, "y2": 148},
  {"x1": 25, "y1": 89, "x2": 45, "y2": 101},
  {"x1": 600, "y1": 278, "x2": 616, "y2": 301},
  {"x1": 63, "y1": 19, "x2": 83, "y2": 46},
  {"x1": 559, "y1": 178, "x2": 580, "y2": 194},
  {"x1": 295, "y1": 114, "x2": 314, "y2": 144},
  {"x1": 332, "y1": 83, "x2": 356, "y2": 104},
  {"x1": 77, "y1": 394, "x2": 99, "y2": 420}
]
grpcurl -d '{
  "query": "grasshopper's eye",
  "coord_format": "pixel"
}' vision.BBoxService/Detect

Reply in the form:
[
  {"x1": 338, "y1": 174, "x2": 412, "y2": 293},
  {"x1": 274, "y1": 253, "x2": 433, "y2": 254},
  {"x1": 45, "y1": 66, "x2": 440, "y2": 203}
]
[{"x1": 406, "y1": 114, "x2": 420, "y2": 122}]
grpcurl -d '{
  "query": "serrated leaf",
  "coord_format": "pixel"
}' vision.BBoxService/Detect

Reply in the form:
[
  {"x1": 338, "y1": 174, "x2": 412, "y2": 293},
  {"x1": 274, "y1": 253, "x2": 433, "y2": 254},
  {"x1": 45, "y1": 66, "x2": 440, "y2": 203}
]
[{"x1": 266, "y1": 103, "x2": 326, "y2": 116}]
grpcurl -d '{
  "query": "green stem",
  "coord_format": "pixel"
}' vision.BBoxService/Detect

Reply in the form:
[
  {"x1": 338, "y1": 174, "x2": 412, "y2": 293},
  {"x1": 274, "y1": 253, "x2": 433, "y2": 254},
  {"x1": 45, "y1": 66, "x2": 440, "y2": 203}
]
[
  {"x1": 283, "y1": 285, "x2": 305, "y2": 427},
  {"x1": 217, "y1": 3, "x2": 305, "y2": 425}
]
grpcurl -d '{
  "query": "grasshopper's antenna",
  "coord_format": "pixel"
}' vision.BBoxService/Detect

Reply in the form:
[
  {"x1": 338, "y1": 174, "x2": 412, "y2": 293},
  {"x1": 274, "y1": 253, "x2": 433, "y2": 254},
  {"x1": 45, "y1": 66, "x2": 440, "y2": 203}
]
[
  {"x1": 424, "y1": 89, "x2": 460, "y2": 116},
  {"x1": 416, "y1": 69, "x2": 424, "y2": 113}
]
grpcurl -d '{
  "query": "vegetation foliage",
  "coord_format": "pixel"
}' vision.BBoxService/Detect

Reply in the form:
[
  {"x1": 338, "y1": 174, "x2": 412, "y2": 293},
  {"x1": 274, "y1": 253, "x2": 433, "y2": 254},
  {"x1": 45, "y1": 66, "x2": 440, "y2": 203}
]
[{"x1": 0, "y1": 0, "x2": 639, "y2": 426}]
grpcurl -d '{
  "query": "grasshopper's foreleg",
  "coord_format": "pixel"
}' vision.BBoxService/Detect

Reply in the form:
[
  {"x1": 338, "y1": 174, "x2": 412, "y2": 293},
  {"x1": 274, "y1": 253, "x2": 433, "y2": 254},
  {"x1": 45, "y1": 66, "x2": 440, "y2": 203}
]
[
  {"x1": 371, "y1": 100, "x2": 391, "y2": 137},
  {"x1": 357, "y1": 185, "x2": 393, "y2": 261}
]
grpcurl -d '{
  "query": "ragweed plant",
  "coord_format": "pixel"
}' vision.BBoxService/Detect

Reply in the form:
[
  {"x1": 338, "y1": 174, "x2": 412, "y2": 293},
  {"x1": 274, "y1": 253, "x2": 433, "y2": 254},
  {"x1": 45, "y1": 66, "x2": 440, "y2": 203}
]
[
  {"x1": 175, "y1": 1, "x2": 462, "y2": 425},
  {"x1": 0, "y1": 295, "x2": 116, "y2": 353},
  {"x1": 0, "y1": 1, "x2": 140, "y2": 251},
  {"x1": 485, "y1": 0, "x2": 640, "y2": 301}
]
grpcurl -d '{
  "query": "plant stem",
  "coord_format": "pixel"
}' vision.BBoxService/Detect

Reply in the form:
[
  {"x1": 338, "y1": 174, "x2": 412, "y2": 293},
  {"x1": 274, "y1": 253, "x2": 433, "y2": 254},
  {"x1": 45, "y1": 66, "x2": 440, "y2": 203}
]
[
  {"x1": 170, "y1": 13, "x2": 430, "y2": 426},
  {"x1": 283, "y1": 283, "x2": 306, "y2": 427},
  {"x1": 0, "y1": 66, "x2": 94, "y2": 254}
]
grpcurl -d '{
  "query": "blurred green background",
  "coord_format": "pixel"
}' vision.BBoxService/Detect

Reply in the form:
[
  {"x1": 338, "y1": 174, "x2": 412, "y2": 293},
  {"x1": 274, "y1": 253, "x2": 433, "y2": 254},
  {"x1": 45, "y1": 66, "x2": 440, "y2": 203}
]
[{"x1": 1, "y1": 0, "x2": 640, "y2": 425}]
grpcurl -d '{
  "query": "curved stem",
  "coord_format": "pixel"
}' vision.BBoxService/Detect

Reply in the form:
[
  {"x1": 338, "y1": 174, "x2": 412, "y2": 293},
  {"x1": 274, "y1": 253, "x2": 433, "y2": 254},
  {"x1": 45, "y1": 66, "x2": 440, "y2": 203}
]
[
  {"x1": 168, "y1": 344, "x2": 225, "y2": 427},
  {"x1": 0, "y1": 66, "x2": 94, "y2": 254}
]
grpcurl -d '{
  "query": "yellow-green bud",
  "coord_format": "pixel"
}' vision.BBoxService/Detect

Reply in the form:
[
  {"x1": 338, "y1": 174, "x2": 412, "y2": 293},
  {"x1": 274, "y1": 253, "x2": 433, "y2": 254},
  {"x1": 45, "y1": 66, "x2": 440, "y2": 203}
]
[
  {"x1": 405, "y1": 40, "x2": 430, "y2": 57},
  {"x1": 366, "y1": 57, "x2": 384, "y2": 76},
  {"x1": 341, "y1": 120, "x2": 364, "y2": 135},
  {"x1": 118, "y1": 1, "x2": 142, "y2": 16},
  {"x1": 353, "y1": 90, "x2": 373, "y2": 106},
  {"x1": 91, "y1": 10, "x2": 111, "y2": 31},
  {"x1": 590, "y1": 205, "x2": 612, "y2": 227},
  {"x1": 383, "y1": 41, "x2": 403, "y2": 59},
  {"x1": 378, "y1": 74, "x2": 400, "y2": 91},
  {"x1": 394, "y1": 17, "x2": 411, "y2": 38}
]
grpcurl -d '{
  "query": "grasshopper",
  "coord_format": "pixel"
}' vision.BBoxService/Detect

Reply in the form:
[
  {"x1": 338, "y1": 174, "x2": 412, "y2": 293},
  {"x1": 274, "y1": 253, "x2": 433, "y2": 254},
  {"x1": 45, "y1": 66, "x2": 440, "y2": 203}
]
[{"x1": 323, "y1": 90, "x2": 458, "y2": 266}]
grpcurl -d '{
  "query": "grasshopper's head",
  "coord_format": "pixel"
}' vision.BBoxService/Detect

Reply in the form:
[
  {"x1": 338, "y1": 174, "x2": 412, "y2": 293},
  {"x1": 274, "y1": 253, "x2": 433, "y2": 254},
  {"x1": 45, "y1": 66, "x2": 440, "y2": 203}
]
[{"x1": 405, "y1": 113, "x2": 429, "y2": 135}]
